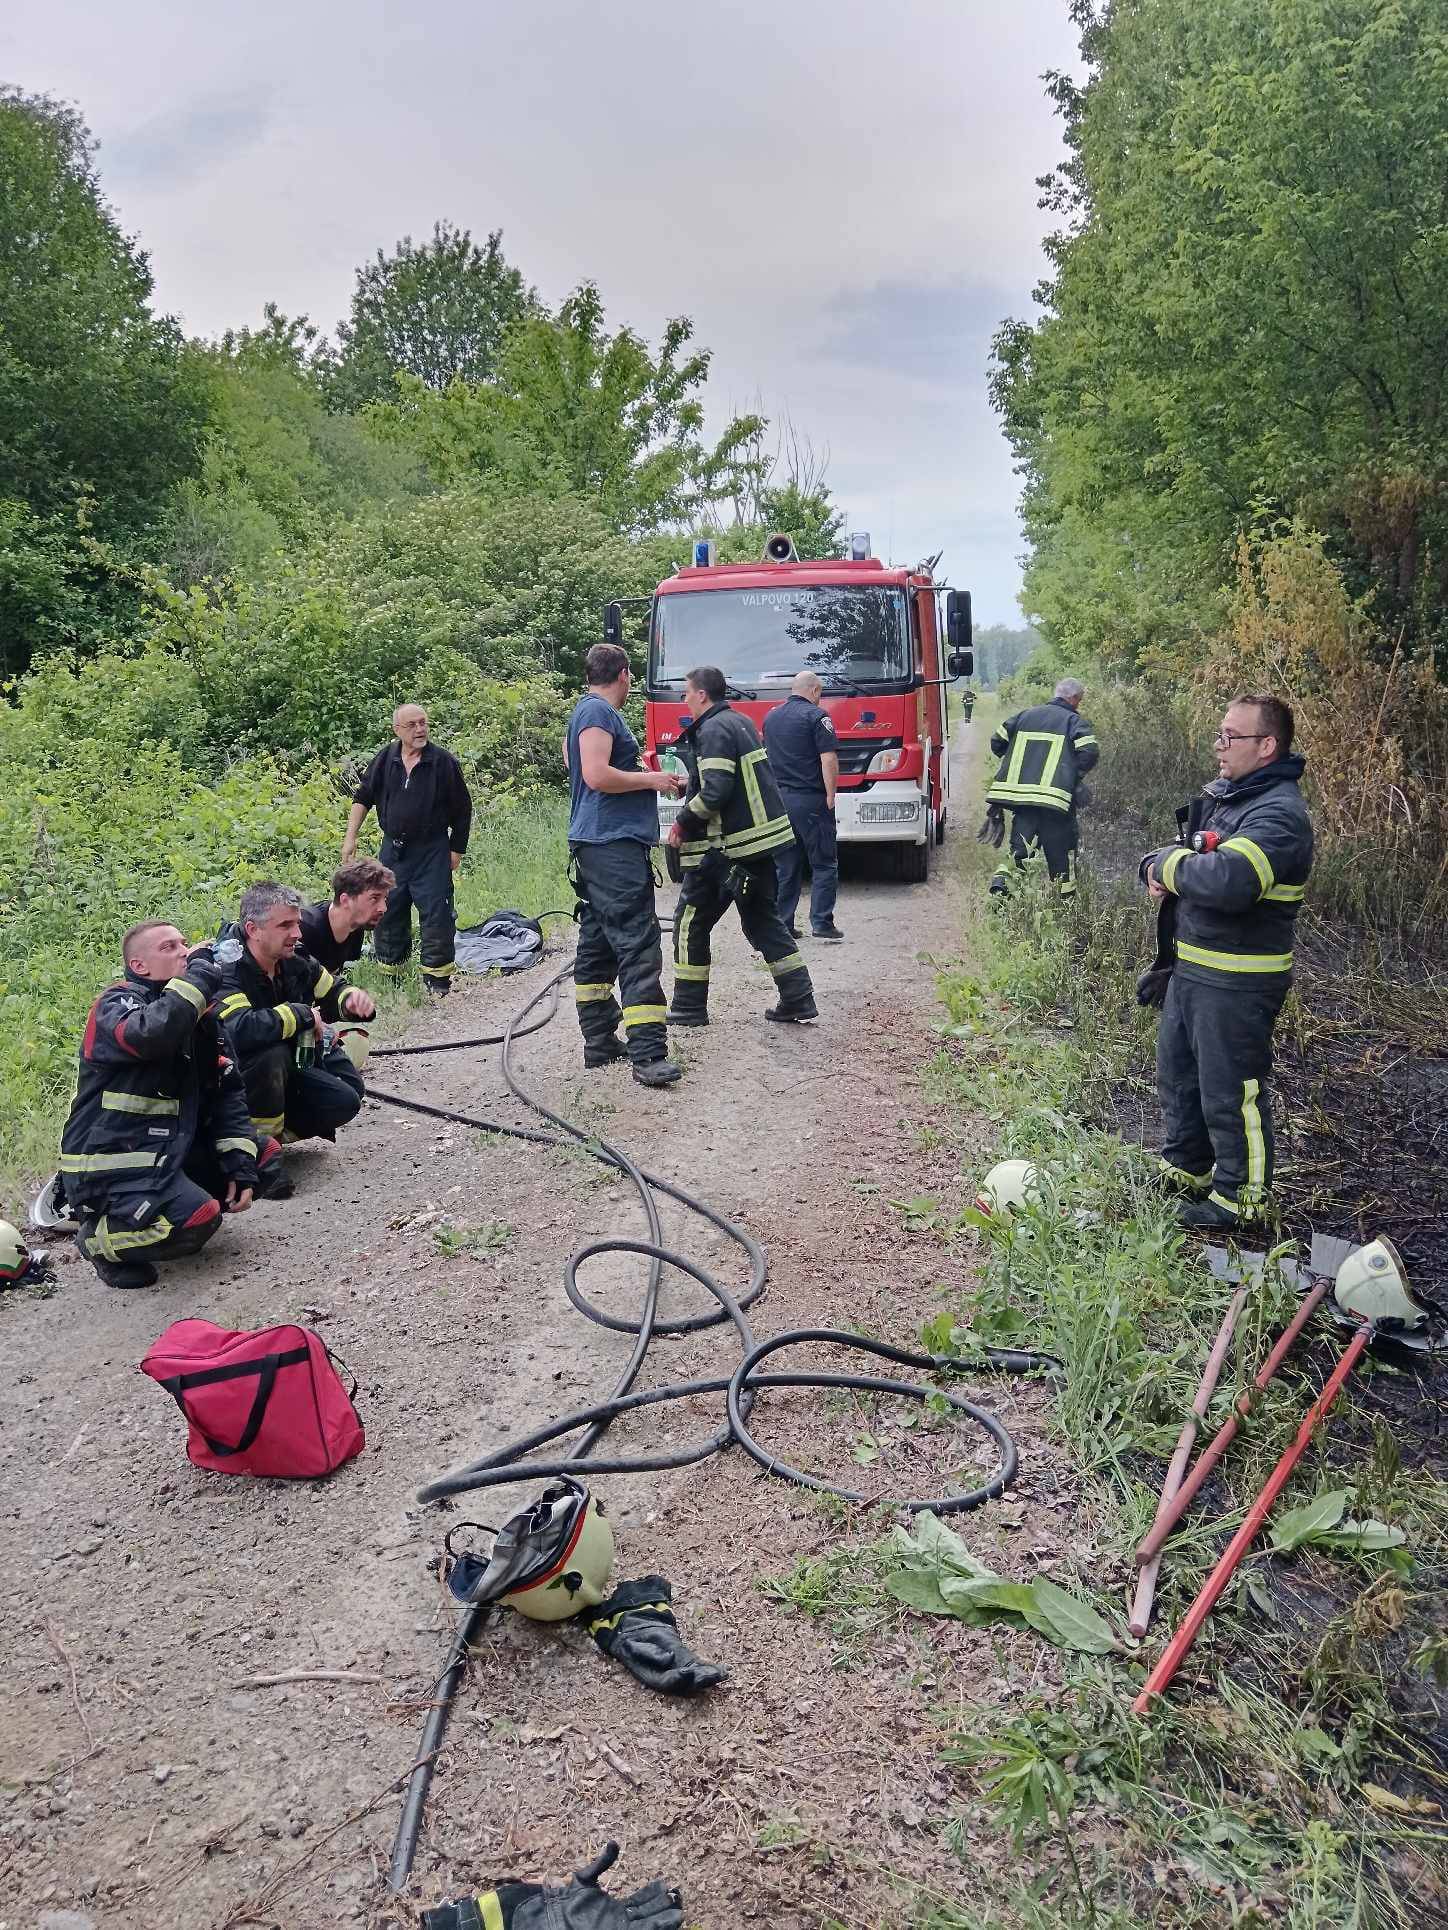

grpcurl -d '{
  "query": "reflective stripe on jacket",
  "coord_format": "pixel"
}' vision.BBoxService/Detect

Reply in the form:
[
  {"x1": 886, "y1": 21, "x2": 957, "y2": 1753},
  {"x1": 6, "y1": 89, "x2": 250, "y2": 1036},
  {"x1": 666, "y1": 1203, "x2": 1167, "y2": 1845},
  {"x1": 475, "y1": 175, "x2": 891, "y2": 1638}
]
[
  {"x1": 675, "y1": 701, "x2": 795, "y2": 864},
  {"x1": 987, "y1": 699, "x2": 1098, "y2": 814},
  {"x1": 59, "y1": 967, "x2": 257, "y2": 1211},
  {"x1": 1146, "y1": 755, "x2": 1314, "y2": 987}
]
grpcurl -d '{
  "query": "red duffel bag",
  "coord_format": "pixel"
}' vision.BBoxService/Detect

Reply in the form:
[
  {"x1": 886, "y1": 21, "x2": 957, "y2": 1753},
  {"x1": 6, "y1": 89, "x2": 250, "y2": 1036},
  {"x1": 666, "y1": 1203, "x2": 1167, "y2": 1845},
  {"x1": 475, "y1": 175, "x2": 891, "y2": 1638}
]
[{"x1": 140, "y1": 1318, "x2": 365, "y2": 1478}]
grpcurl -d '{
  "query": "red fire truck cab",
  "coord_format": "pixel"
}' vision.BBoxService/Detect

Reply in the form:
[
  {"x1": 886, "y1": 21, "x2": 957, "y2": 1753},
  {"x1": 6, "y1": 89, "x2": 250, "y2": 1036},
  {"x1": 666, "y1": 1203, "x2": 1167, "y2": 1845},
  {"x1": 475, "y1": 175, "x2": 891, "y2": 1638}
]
[{"x1": 610, "y1": 536, "x2": 972, "y2": 884}]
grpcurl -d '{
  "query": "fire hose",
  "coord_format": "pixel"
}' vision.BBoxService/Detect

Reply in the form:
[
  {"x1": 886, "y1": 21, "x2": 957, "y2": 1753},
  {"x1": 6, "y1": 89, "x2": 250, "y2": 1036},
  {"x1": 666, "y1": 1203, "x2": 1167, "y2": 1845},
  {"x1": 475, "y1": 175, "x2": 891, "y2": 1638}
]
[{"x1": 363, "y1": 931, "x2": 1060, "y2": 1893}]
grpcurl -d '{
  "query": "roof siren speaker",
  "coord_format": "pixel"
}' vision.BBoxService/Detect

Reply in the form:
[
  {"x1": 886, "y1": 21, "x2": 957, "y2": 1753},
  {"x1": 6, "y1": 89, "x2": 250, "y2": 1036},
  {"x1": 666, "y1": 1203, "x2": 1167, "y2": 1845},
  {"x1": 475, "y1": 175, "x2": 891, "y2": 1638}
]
[{"x1": 763, "y1": 532, "x2": 797, "y2": 563}]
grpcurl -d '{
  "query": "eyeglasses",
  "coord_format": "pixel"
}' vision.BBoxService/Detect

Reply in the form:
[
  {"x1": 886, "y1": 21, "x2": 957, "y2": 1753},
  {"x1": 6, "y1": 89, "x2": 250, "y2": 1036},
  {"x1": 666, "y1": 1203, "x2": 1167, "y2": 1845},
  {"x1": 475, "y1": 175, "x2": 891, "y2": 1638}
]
[{"x1": 1214, "y1": 728, "x2": 1268, "y2": 746}]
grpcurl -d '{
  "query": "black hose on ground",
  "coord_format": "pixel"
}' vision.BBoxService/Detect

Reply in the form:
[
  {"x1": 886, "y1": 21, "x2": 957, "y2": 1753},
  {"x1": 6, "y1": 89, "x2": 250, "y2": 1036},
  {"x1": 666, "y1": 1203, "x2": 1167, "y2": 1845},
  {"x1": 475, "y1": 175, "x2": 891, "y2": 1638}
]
[{"x1": 375, "y1": 940, "x2": 1059, "y2": 1894}]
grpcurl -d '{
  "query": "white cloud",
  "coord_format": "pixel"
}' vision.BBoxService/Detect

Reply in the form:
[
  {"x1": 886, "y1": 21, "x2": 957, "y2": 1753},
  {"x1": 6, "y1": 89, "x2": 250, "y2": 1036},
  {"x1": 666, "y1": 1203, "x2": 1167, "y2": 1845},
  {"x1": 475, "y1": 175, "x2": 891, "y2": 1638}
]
[{"x1": 3, "y1": 0, "x2": 1082, "y2": 619}]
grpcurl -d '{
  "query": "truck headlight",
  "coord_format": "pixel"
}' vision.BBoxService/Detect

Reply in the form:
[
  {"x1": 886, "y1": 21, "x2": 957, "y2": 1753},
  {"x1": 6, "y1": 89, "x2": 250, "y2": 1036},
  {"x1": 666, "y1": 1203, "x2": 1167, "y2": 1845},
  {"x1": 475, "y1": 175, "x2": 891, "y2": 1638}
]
[{"x1": 865, "y1": 747, "x2": 904, "y2": 775}]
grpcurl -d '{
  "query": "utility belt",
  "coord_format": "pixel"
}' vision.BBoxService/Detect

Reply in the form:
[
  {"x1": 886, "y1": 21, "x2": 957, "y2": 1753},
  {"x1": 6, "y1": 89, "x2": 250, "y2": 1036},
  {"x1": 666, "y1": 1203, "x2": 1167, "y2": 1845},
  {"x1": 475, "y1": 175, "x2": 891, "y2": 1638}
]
[{"x1": 381, "y1": 831, "x2": 446, "y2": 857}]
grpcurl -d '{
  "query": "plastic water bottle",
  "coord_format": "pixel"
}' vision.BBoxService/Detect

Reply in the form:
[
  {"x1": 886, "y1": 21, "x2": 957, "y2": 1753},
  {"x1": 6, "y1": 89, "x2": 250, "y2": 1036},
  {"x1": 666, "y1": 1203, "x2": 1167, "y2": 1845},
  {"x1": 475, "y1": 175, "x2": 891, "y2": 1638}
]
[{"x1": 212, "y1": 937, "x2": 244, "y2": 966}]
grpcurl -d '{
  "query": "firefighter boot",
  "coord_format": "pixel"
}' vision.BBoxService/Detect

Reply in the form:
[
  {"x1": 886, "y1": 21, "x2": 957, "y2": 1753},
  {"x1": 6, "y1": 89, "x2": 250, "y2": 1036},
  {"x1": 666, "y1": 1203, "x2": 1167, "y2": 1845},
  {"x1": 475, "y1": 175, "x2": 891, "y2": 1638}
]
[
  {"x1": 633, "y1": 1059, "x2": 682, "y2": 1089},
  {"x1": 92, "y1": 1256, "x2": 160, "y2": 1290},
  {"x1": 583, "y1": 1034, "x2": 629, "y2": 1068}
]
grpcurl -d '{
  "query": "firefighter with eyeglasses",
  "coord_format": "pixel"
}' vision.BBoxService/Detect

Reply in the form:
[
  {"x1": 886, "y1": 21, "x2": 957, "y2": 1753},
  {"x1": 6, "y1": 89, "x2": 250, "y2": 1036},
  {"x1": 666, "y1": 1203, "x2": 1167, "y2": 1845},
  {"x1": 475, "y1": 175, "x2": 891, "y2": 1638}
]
[
  {"x1": 665, "y1": 665, "x2": 818, "y2": 1026},
  {"x1": 1139, "y1": 692, "x2": 1313, "y2": 1230}
]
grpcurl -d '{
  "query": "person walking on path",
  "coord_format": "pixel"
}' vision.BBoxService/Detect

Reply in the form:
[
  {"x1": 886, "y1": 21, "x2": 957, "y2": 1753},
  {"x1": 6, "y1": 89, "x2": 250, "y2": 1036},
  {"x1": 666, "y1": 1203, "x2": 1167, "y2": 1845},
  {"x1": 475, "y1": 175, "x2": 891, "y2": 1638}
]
[
  {"x1": 763, "y1": 671, "x2": 843, "y2": 942},
  {"x1": 343, "y1": 704, "x2": 472, "y2": 997},
  {"x1": 565, "y1": 643, "x2": 684, "y2": 1089}
]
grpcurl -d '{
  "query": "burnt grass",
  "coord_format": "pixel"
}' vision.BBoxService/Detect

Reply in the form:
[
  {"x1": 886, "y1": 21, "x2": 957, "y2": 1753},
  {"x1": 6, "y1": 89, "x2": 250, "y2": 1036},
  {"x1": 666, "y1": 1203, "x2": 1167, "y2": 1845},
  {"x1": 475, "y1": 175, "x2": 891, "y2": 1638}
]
[{"x1": 1084, "y1": 807, "x2": 1448, "y2": 1816}]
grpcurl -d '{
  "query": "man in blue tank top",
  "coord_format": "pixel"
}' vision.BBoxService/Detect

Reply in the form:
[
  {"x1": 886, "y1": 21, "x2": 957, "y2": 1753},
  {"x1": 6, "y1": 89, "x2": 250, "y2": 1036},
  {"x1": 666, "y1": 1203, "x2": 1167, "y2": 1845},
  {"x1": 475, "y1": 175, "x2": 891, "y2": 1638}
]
[{"x1": 565, "y1": 644, "x2": 684, "y2": 1088}]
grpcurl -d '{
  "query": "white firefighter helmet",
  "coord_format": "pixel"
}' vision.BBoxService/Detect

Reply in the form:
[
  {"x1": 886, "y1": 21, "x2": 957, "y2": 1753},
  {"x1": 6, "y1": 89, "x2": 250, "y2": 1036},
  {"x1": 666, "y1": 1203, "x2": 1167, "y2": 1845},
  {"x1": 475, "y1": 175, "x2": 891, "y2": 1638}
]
[
  {"x1": 0, "y1": 1220, "x2": 33, "y2": 1286},
  {"x1": 30, "y1": 1173, "x2": 77, "y2": 1233},
  {"x1": 1334, "y1": 1237, "x2": 1424, "y2": 1332},
  {"x1": 333, "y1": 1021, "x2": 372, "y2": 1073},
  {"x1": 976, "y1": 1159, "x2": 1043, "y2": 1218},
  {"x1": 444, "y1": 1478, "x2": 615, "y2": 1622}
]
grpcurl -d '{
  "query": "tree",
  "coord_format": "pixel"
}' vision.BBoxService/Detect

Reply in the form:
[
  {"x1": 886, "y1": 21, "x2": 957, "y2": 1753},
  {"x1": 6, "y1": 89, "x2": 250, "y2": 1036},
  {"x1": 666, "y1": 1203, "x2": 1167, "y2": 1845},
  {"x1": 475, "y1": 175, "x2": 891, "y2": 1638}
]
[
  {"x1": 992, "y1": 0, "x2": 1448, "y2": 663},
  {"x1": 0, "y1": 89, "x2": 208, "y2": 534},
  {"x1": 372, "y1": 283, "x2": 764, "y2": 534},
  {"x1": 329, "y1": 221, "x2": 536, "y2": 410}
]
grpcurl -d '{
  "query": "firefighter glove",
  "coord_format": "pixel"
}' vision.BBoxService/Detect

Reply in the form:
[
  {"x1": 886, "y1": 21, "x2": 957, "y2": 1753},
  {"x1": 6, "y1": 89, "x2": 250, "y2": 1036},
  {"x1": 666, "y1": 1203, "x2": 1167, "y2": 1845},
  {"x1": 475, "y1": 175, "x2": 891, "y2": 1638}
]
[
  {"x1": 423, "y1": 1876, "x2": 683, "y2": 1930},
  {"x1": 976, "y1": 802, "x2": 1006, "y2": 848},
  {"x1": 1136, "y1": 966, "x2": 1173, "y2": 1009},
  {"x1": 584, "y1": 1576, "x2": 728, "y2": 1696},
  {"x1": 181, "y1": 953, "x2": 224, "y2": 1003}
]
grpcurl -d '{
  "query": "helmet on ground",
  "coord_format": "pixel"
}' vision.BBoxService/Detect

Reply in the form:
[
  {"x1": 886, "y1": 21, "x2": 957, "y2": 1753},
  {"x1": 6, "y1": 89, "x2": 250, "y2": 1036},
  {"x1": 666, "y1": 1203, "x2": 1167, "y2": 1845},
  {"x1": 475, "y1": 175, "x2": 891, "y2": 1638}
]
[
  {"x1": 975, "y1": 1159, "x2": 1043, "y2": 1218},
  {"x1": 444, "y1": 1477, "x2": 615, "y2": 1622},
  {"x1": 333, "y1": 1022, "x2": 372, "y2": 1073},
  {"x1": 0, "y1": 1220, "x2": 33, "y2": 1285},
  {"x1": 30, "y1": 1173, "x2": 77, "y2": 1233},
  {"x1": 1334, "y1": 1237, "x2": 1424, "y2": 1332}
]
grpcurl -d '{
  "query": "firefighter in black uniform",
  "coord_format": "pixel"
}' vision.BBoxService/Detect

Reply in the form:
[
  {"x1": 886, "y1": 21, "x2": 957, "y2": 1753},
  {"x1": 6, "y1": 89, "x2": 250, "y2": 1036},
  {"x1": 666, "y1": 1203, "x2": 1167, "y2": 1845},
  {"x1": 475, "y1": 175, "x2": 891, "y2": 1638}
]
[
  {"x1": 565, "y1": 642, "x2": 684, "y2": 1088},
  {"x1": 58, "y1": 920, "x2": 271, "y2": 1290},
  {"x1": 298, "y1": 857, "x2": 396, "y2": 974},
  {"x1": 342, "y1": 703, "x2": 472, "y2": 997},
  {"x1": 985, "y1": 678, "x2": 1099, "y2": 897},
  {"x1": 1141, "y1": 693, "x2": 1313, "y2": 1230},
  {"x1": 215, "y1": 882, "x2": 371, "y2": 1197},
  {"x1": 665, "y1": 666, "x2": 818, "y2": 1025}
]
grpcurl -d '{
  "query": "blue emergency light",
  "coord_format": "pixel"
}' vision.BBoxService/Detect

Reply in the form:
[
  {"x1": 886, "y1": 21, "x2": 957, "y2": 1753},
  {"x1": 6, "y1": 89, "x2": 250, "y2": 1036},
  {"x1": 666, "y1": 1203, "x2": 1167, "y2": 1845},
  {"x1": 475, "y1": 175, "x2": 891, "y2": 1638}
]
[{"x1": 692, "y1": 539, "x2": 717, "y2": 567}]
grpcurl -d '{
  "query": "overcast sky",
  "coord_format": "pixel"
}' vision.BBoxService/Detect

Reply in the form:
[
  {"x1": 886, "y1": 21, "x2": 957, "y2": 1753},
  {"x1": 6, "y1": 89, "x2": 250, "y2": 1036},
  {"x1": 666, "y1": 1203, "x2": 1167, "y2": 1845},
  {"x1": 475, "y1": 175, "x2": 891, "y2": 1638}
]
[{"x1": 4, "y1": 0, "x2": 1082, "y2": 624}]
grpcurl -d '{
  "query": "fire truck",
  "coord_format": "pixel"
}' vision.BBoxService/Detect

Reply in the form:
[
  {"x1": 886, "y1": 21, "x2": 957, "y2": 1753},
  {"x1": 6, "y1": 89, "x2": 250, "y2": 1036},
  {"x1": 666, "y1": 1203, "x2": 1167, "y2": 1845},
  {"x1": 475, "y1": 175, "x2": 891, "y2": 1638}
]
[{"x1": 605, "y1": 533, "x2": 973, "y2": 883}]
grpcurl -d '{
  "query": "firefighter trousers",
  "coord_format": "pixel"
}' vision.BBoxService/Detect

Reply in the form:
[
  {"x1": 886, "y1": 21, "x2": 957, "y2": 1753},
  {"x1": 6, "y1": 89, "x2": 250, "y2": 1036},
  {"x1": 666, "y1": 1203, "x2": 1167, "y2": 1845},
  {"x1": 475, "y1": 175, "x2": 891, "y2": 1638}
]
[
  {"x1": 76, "y1": 1139, "x2": 273, "y2": 1272},
  {"x1": 671, "y1": 852, "x2": 815, "y2": 1017},
  {"x1": 992, "y1": 806, "x2": 1078, "y2": 896},
  {"x1": 569, "y1": 839, "x2": 669, "y2": 1065},
  {"x1": 243, "y1": 1043, "x2": 365, "y2": 1144},
  {"x1": 375, "y1": 836, "x2": 457, "y2": 987},
  {"x1": 1156, "y1": 972, "x2": 1288, "y2": 1221}
]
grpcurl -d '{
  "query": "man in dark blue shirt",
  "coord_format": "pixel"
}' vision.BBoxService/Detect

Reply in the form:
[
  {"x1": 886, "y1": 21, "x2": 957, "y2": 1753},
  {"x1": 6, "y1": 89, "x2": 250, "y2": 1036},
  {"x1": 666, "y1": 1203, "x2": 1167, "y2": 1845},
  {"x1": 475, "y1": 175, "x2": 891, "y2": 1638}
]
[
  {"x1": 763, "y1": 672, "x2": 843, "y2": 941},
  {"x1": 565, "y1": 643, "x2": 684, "y2": 1088}
]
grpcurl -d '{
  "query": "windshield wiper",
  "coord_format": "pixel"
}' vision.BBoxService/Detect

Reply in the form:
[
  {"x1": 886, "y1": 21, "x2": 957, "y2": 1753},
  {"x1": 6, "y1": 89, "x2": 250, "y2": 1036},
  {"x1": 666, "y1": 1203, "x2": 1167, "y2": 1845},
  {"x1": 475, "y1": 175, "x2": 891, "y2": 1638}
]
[
  {"x1": 821, "y1": 677, "x2": 865, "y2": 696},
  {"x1": 724, "y1": 681, "x2": 755, "y2": 701}
]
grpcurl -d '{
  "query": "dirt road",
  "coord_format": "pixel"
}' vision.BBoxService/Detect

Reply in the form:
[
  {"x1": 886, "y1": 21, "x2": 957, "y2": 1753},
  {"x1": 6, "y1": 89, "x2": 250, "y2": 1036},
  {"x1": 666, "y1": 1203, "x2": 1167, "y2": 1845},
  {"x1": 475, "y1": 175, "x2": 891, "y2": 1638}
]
[{"x1": 1, "y1": 722, "x2": 1072, "y2": 1929}]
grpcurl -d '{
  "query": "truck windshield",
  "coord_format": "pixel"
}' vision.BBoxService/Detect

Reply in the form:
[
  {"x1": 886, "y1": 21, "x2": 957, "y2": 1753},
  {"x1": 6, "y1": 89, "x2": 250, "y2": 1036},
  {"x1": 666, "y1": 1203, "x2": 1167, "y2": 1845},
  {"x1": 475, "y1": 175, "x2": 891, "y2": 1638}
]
[{"x1": 651, "y1": 585, "x2": 910, "y2": 690}]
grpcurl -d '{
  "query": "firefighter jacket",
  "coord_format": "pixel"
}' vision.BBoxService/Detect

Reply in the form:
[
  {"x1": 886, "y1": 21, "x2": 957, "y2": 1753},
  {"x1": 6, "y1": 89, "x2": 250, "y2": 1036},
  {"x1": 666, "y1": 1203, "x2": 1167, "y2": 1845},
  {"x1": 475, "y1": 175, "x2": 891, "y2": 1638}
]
[
  {"x1": 59, "y1": 960, "x2": 258, "y2": 1215},
  {"x1": 1142, "y1": 754, "x2": 1313, "y2": 988},
  {"x1": 674, "y1": 700, "x2": 795, "y2": 869},
  {"x1": 987, "y1": 700, "x2": 1099, "y2": 815},
  {"x1": 214, "y1": 927, "x2": 347, "y2": 1076}
]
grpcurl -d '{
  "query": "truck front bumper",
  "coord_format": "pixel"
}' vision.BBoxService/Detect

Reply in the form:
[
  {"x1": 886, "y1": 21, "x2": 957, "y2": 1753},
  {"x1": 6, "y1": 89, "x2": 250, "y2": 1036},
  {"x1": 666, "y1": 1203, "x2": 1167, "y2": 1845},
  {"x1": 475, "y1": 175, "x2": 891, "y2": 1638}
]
[{"x1": 657, "y1": 783, "x2": 928, "y2": 849}]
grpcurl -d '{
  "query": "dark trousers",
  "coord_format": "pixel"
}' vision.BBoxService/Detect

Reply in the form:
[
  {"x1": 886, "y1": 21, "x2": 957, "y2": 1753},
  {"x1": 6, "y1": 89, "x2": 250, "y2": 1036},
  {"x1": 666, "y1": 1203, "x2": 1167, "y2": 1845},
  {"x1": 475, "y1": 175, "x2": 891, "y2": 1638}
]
[
  {"x1": 243, "y1": 1043, "x2": 365, "y2": 1143},
  {"x1": 570, "y1": 839, "x2": 668, "y2": 1065},
  {"x1": 78, "y1": 1143, "x2": 232, "y2": 1270},
  {"x1": 1157, "y1": 973, "x2": 1288, "y2": 1220},
  {"x1": 376, "y1": 836, "x2": 456, "y2": 984},
  {"x1": 672, "y1": 852, "x2": 815, "y2": 1016},
  {"x1": 775, "y1": 790, "x2": 839, "y2": 933},
  {"x1": 992, "y1": 806, "x2": 1078, "y2": 896}
]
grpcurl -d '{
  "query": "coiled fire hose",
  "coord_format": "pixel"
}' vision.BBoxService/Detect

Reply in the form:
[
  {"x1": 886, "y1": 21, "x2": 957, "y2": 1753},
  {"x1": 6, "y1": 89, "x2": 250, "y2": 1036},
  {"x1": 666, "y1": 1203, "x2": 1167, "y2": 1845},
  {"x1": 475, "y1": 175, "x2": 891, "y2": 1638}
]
[{"x1": 365, "y1": 922, "x2": 1059, "y2": 1892}]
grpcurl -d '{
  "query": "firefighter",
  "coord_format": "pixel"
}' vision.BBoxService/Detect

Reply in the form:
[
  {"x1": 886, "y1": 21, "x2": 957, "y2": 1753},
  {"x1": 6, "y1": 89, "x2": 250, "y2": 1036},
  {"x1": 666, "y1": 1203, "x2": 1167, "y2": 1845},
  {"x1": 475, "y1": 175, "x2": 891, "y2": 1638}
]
[
  {"x1": 565, "y1": 642, "x2": 684, "y2": 1088},
  {"x1": 984, "y1": 677, "x2": 1099, "y2": 897},
  {"x1": 1141, "y1": 693, "x2": 1313, "y2": 1230},
  {"x1": 342, "y1": 703, "x2": 472, "y2": 997},
  {"x1": 57, "y1": 921, "x2": 272, "y2": 1290},
  {"x1": 215, "y1": 882, "x2": 372, "y2": 1198},
  {"x1": 665, "y1": 666, "x2": 818, "y2": 1025},
  {"x1": 299, "y1": 856, "x2": 397, "y2": 974},
  {"x1": 763, "y1": 670, "x2": 844, "y2": 942}
]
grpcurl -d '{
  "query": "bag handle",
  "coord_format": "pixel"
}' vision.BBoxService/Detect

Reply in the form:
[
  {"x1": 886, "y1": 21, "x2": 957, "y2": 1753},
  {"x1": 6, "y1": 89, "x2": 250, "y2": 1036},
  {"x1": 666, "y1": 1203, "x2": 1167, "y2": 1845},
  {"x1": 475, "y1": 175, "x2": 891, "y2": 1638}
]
[
  {"x1": 325, "y1": 1344, "x2": 359, "y2": 1404},
  {"x1": 160, "y1": 1344, "x2": 308, "y2": 1457}
]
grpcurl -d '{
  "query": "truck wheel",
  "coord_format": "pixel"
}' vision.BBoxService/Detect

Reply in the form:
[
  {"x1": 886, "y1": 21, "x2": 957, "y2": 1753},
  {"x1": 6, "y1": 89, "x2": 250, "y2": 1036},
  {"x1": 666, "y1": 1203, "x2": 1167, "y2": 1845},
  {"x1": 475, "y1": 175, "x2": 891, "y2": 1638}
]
[
  {"x1": 935, "y1": 808, "x2": 947, "y2": 847},
  {"x1": 664, "y1": 846, "x2": 682, "y2": 886},
  {"x1": 889, "y1": 832, "x2": 929, "y2": 884}
]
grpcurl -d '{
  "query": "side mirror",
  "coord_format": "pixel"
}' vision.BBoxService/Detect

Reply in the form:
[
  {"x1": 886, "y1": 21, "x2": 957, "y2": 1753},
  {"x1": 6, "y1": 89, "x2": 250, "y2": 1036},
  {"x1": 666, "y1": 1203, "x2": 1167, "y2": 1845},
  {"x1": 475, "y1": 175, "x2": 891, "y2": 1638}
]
[
  {"x1": 947, "y1": 648, "x2": 974, "y2": 679},
  {"x1": 603, "y1": 601, "x2": 624, "y2": 648},
  {"x1": 946, "y1": 588, "x2": 972, "y2": 653}
]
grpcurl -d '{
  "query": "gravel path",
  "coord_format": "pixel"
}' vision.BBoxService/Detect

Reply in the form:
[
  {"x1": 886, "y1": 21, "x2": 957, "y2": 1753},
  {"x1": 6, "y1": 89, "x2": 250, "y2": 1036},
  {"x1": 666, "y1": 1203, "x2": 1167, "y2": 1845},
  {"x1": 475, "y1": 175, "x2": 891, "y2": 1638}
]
[{"x1": 0, "y1": 721, "x2": 1079, "y2": 1929}]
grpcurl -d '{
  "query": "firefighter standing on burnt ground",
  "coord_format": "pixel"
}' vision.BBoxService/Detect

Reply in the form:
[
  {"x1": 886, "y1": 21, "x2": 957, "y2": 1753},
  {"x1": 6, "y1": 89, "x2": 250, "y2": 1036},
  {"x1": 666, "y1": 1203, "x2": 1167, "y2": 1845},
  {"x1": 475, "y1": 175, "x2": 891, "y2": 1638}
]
[
  {"x1": 342, "y1": 703, "x2": 472, "y2": 998},
  {"x1": 665, "y1": 665, "x2": 818, "y2": 1026},
  {"x1": 982, "y1": 677, "x2": 1099, "y2": 898},
  {"x1": 57, "y1": 921, "x2": 274, "y2": 1290},
  {"x1": 1140, "y1": 693, "x2": 1314, "y2": 1231},
  {"x1": 215, "y1": 883, "x2": 372, "y2": 1198},
  {"x1": 565, "y1": 642, "x2": 685, "y2": 1089}
]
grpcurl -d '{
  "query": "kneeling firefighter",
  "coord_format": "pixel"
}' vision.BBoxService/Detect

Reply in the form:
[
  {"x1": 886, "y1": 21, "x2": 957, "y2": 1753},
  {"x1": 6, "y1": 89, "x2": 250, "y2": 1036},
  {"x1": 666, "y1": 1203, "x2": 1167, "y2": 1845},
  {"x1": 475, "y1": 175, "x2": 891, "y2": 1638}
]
[
  {"x1": 665, "y1": 665, "x2": 818, "y2": 1025},
  {"x1": 982, "y1": 677, "x2": 1098, "y2": 897},
  {"x1": 57, "y1": 921, "x2": 272, "y2": 1290}
]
